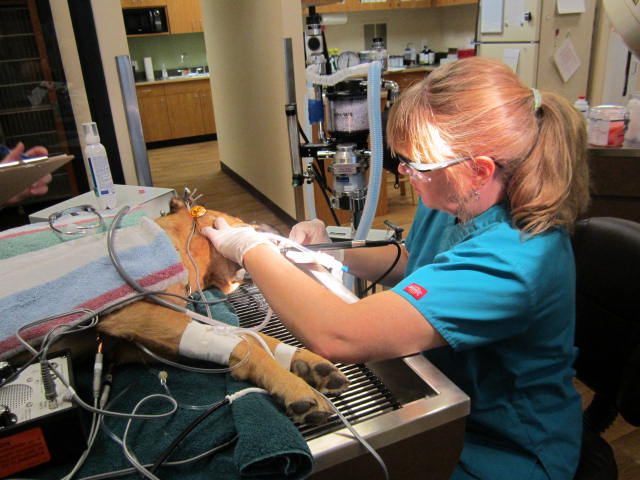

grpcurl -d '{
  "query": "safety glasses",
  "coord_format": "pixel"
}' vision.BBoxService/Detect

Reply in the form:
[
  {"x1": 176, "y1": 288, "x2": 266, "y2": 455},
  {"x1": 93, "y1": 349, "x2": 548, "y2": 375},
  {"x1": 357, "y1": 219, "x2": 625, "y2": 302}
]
[{"x1": 395, "y1": 153, "x2": 472, "y2": 180}]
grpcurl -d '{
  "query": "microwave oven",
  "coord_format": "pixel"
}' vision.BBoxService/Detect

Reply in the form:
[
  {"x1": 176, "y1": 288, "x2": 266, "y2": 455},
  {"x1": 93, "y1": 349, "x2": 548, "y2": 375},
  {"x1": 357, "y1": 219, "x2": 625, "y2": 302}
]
[{"x1": 123, "y1": 7, "x2": 168, "y2": 35}]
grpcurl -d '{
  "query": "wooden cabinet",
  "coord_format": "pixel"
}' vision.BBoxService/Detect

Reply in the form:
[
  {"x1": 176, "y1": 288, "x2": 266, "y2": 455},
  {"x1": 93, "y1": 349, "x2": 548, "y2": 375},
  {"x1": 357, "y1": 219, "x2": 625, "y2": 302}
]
[
  {"x1": 383, "y1": 69, "x2": 430, "y2": 90},
  {"x1": 432, "y1": 0, "x2": 476, "y2": 6},
  {"x1": 137, "y1": 84, "x2": 172, "y2": 142},
  {"x1": 303, "y1": 0, "x2": 476, "y2": 12},
  {"x1": 136, "y1": 79, "x2": 215, "y2": 143},
  {"x1": 164, "y1": 81, "x2": 213, "y2": 138},
  {"x1": 304, "y1": 0, "x2": 432, "y2": 13},
  {"x1": 305, "y1": 0, "x2": 350, "y2": 13},
  {"x1": 355, "y1": 1, "x2": 398, "y2": 11},
  {"x1": 199, "y1": 87, "x2": 216, "y2": 134},
  {"x1": 121, "y1": 0, "x2": 167, "y2": 7},
  {"x1": 392, "y1": 0, "x2": 432, "y2": 8},
  {"x1": 583, "y1": 148, "x2": 640, "y2": 223},
  {"x1": 166, "y1": 0, "x2": 202, "y2": 33}
]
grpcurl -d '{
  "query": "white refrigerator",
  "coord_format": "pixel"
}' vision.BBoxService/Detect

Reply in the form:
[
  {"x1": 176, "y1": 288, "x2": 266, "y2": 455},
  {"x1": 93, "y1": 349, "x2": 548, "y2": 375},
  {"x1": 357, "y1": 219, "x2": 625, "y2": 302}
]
[{"x1": 476, "y1": 0, "x2": 596, "y2": 102}]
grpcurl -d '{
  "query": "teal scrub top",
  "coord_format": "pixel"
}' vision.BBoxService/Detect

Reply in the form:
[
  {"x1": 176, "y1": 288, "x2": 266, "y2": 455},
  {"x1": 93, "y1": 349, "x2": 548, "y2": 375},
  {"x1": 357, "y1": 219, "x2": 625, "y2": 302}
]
[{"x1": 392, "y1": 203, "x2": 582, "y2": 480}]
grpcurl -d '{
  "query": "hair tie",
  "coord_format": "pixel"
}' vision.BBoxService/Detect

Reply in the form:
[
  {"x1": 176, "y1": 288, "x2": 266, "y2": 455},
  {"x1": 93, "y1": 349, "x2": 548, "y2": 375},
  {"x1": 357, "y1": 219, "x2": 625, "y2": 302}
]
[{"x1": 532, "y1": 88, "x2": 542, "y2": 111}]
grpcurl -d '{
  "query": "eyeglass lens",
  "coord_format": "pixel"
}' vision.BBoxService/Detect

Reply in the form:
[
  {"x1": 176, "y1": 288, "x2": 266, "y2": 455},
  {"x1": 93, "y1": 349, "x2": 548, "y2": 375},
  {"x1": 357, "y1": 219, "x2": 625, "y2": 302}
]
[{"x1": 398, "y1": 161, "x2": 426, "y2": 181}]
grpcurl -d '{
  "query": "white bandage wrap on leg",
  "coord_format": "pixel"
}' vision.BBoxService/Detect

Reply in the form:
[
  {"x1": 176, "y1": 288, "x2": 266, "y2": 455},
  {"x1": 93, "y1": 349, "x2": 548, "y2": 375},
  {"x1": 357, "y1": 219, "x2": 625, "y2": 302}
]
[
  {"x1": 274, "y1": 342, "x2": 298, "y2": 371},
  {"x1": 178, "y1": 321, "x2": 242, "y2": 365}
]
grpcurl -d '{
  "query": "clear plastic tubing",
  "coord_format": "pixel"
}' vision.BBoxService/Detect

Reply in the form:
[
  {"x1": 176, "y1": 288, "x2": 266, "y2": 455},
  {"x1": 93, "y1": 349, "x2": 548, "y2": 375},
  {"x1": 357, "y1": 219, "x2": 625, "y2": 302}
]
[{"x1": 305, "y1": 63, "x2": 370, "y2": 87}]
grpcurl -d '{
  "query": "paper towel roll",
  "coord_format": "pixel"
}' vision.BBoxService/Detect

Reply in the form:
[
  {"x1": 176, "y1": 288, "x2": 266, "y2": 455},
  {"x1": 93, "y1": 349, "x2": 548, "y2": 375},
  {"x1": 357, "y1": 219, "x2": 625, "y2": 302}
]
[{"x1": 144, "y1": 57, "x2": 154, "y2": 81}]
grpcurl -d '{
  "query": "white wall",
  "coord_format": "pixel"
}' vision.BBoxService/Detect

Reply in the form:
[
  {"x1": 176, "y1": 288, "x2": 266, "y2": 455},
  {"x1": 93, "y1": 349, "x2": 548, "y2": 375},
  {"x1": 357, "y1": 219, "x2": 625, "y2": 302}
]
[
  {"x1": 202, "y1": 0, "x2": 306, "y2": 219},
  {"x1": 320, "y1": 4, "x2": 478, "y2": 56},
  {"x1": 589, "y1": 6, "x2": 640, "y2": 106},
  {"x1": 90, "y1": 1, "x2": 137, "y2": 185},
  {"x1": 50, "y1": 0, "x2": 137, "y2": 187}
]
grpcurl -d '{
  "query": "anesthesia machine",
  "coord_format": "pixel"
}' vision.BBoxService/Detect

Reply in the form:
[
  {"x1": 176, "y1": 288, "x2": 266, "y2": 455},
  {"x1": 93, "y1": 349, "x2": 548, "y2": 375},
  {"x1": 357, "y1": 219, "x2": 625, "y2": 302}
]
[{"x1": 285, "y1": 7, "x2": 401, "y2": 246}]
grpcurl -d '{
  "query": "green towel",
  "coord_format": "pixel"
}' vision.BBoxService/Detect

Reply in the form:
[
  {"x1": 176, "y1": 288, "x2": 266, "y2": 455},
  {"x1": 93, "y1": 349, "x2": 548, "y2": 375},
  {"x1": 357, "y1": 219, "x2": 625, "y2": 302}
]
[
  {"x1": 0, "y1": 209, "x2": 147, "y2": 260},
  {"x1": 26, "y1": 289, "x2": 313, "y2": 479}
]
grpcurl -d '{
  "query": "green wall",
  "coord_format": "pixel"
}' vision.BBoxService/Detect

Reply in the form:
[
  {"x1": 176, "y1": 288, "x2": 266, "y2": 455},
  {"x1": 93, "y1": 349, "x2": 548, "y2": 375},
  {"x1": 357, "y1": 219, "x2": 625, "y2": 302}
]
[{"x1": 127, "y1": 32, "x2": 208, "y2": 76}]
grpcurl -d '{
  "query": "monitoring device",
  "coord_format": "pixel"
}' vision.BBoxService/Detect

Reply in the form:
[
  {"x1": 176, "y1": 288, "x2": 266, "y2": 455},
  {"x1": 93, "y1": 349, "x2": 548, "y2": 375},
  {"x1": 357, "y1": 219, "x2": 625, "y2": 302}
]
[{"x1": 0, "y1": 352, "x2": 86, "y2": 477}]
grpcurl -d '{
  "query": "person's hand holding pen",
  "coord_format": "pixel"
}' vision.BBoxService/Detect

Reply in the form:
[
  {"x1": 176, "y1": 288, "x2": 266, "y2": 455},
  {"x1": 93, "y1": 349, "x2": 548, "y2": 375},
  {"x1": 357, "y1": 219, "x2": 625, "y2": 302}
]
[{"x1": 1, "y1": 142, "x2": 51, "y2": 204}]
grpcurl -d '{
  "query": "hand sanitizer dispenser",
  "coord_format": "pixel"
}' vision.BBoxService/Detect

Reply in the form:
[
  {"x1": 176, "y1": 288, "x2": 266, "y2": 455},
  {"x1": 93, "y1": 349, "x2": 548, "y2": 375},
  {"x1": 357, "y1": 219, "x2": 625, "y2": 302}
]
[{"x1": 82, "y1": 122, "x2": 117, "y2": 209}]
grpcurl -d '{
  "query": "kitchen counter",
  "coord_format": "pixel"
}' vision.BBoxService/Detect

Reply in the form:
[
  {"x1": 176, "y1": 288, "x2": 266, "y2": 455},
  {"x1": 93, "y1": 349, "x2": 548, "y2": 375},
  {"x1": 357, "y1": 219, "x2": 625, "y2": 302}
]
[
  {"x1": 385, "y1": 65, "x2": 438, "y2": 74},
  {"x1": 135, "y1": 73, "x2": 210, "y2": 86},
  {"x1": 349, "y1": 64, "x2": 439, "y2": 77},
  {"x1": 382, "y1": 66, "x2": 437, "y2": 91}
]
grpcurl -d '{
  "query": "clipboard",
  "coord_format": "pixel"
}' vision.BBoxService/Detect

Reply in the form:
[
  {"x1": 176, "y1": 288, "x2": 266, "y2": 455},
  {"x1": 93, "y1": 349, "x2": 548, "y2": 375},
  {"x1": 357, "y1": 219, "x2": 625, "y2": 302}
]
[{"x1": 0, "y1": 154, "x2": 73, "y2": 205}]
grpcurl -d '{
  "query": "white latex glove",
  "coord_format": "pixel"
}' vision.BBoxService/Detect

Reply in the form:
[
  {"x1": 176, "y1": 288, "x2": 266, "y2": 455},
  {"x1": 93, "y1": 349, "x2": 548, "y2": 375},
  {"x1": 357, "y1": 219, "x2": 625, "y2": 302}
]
[
  {"x1": 201, "y1": 217, "x2": 277, "y2": 266},
  {"x1": 289, "y1": 218, "x2": 331, "y2": 245}
]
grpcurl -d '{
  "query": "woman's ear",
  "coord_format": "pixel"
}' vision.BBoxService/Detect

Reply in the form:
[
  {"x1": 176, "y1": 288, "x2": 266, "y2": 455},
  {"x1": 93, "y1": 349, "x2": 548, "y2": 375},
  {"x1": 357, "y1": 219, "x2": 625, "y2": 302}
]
[{"x1": 473, "y1": 156, "x2": 497, "y2": 187}]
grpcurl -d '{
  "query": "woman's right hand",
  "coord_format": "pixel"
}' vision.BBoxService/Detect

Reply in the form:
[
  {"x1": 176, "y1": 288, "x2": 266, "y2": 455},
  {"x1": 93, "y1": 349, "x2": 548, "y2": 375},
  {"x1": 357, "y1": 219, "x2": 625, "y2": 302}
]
[{"x1": 288, "y1": 218, "x2": 331, "y2": 245}]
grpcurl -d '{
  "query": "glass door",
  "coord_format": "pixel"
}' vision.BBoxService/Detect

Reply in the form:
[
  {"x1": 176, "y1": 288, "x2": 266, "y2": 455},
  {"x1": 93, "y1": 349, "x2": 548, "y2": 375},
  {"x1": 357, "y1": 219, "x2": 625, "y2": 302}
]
[{"x1": 0, "y1": 0, "x2": 87, "y2": 228}]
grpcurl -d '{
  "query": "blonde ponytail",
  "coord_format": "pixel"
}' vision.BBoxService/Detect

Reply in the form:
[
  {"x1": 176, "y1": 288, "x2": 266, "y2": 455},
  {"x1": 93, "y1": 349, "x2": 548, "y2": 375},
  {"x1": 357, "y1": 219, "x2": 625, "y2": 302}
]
[{"x1": 508, "y1": 91, "x2": 590, "y2": 234}]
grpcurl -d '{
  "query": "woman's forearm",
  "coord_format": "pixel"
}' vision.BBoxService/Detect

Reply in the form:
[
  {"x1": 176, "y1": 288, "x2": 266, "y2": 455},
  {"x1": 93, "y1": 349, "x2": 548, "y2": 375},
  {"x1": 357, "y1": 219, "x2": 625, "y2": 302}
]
[
  {"x1": 243, "y1": 245, "x2": 367, "y2": 361},
  {"x1": 342, "y1": 244, "x2": 408, "y2": 286},
  {"x1": 241, "y1": 244, "x2": 435, "y2": 363}
]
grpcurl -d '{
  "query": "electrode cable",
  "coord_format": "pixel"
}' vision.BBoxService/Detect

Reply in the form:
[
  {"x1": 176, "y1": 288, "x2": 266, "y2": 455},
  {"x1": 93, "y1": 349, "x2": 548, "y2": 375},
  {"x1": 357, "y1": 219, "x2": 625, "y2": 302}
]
[
  {"x1": 365, "y1": 239, "x2": 401, "y2": 292},
  {"x1": 148, "y1": 388, "x2": 268, "y2": 474},
  {"x1": 75, "y1": 435, "x2": 238, "y2": 480},
  {"x1": 316, "y1": 389, "x2": 389, "y2": 480},
  {"x1": 106, "y1": 206, "x2": 203, "y2": 315},
  {"x1": 185, "y1": 217, "x2": 213, "y2": 319},
  {"x1": 311, "y1": 161, "x2": 341, "y2": 226}
]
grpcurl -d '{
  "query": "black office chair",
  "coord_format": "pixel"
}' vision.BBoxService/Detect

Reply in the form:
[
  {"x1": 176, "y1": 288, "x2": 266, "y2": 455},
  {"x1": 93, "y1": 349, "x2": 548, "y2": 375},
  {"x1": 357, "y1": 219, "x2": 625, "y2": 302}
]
[{"x1": 571, "y1": 217, "x2": 640, "y2": 480}]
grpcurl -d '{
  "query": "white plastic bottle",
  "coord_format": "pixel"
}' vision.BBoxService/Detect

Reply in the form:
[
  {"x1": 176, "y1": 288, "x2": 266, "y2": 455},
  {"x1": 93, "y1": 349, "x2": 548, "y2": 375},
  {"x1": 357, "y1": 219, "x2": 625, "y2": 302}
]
[
  {"x1": 574, "y1": 95, "x2": 589, "y2": 119},
  {"x1": 82, "y1": 122, "x2": 117, "y2": 209},
  {"x1": 624, "y1": 92, "x2": 640, "y2": 146}
]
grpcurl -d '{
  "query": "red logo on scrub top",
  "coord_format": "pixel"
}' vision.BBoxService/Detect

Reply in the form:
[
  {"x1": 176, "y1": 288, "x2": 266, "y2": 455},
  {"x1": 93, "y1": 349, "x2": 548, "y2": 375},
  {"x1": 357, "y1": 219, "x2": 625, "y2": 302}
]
[{"x1": 404, "y1": 283, "x2": 428, "y2": 299}]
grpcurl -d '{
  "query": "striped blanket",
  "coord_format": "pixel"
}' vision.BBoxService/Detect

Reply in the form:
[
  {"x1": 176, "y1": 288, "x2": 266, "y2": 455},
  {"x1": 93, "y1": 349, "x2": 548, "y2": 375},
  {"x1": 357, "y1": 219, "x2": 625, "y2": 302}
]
[{"x1": 0, "y1": 209, "x2": 187, "y2": 360}]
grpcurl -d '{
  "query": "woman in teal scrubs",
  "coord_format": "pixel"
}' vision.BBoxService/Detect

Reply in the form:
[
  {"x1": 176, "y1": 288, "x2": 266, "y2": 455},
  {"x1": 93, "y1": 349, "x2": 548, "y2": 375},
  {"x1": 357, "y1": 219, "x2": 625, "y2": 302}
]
[{"x1": 202, "y1": 57, "x2": 590, "y2": 479}]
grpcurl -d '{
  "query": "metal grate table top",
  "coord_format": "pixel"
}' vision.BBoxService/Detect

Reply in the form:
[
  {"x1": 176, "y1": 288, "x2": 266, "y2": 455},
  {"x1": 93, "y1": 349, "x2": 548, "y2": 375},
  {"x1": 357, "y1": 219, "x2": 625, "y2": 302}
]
[{"x1": 226, "y1": 282, "x2": 401, "y2": 441}]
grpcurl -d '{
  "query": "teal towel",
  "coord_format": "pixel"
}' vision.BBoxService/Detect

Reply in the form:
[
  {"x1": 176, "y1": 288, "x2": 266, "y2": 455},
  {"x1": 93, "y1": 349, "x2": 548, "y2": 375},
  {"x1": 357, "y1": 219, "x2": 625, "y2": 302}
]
[
  {"x1": 26, "y1": 289, "x2": 313, "y2": 479},
  {"x1": 230, "y1": 379, "x2": 313, "y2": 477},
  {"x1": 195, "y1": 289, "x2": 314, "y2": 478}
]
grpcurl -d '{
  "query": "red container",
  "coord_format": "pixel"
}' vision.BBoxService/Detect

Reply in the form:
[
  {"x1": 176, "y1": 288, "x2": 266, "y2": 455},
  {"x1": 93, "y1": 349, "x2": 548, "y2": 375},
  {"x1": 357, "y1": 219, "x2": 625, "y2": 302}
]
[{"x1": 457, "y1": 48, "x2": 476, "y2": 59}]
